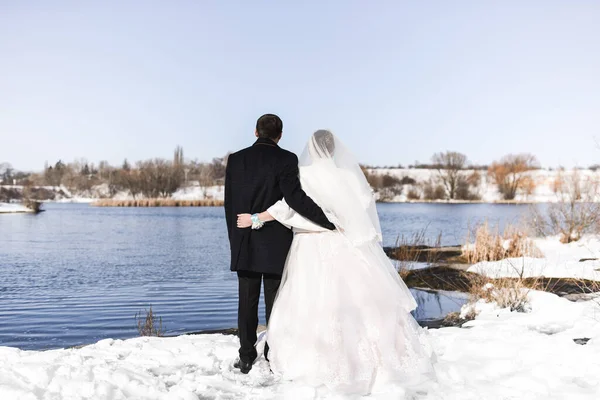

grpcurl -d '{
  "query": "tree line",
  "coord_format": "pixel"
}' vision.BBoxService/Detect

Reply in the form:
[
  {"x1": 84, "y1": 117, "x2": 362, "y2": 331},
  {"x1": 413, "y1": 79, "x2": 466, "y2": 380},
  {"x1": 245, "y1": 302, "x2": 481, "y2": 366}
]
[
  {"x1": 364, "y1": 151, "x2": 541, "y2": 201},
  {"x1": 2, "y1": 147, "x2": 228, "y2": 199},
  {"x1": 0, "y1": 149, "x2": 591, "y2": 202}
]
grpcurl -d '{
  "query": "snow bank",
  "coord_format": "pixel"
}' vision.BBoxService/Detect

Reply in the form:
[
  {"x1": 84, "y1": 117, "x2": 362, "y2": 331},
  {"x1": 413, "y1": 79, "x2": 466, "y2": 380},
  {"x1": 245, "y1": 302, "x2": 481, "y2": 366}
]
[
  {"x1": 0, "y1": 202, "x2": 31, "y2": 214},
  {"x1": 2, "y1": 291, "x2": 600, "y2": 399},
  {"x1": 431, "y1": 290, "x2": 600, "y2": 399},
  {"x1": 469, "y1": 236, "x2": 600, "y2": 280}
]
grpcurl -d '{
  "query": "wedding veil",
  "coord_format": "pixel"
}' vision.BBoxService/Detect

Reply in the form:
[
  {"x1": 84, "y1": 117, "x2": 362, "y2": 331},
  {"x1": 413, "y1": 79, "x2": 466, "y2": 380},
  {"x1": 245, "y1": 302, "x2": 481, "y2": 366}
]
[
  {"x1": 298, "y1": 130, "x2": 382, "y2": 246},
  {"x1": 296, "y1": 130, "x2": 418, "y2": 314}
]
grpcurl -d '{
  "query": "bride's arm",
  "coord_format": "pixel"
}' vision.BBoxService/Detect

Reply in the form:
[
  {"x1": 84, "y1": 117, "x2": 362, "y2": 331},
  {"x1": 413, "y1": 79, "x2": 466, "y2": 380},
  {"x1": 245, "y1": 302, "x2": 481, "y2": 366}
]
[{"x1": 237, "y1": 199, "x2": 328, "y2": 232}]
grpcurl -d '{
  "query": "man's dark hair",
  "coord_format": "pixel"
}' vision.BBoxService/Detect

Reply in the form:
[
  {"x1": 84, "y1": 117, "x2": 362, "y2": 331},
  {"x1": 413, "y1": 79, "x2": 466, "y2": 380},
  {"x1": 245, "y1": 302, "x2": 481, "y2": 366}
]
[{"x1": 256, "y1": 114, "x2": 283, "y2": 140}]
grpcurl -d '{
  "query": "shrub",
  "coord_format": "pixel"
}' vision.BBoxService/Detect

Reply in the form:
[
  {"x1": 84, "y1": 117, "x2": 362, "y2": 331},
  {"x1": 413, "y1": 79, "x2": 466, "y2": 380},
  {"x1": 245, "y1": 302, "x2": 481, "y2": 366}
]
[
  {"x1": 407, "y1": 188, "x2": 421, "y2": 200},
  {"x1": 400, "y1": 176, "x2": 416, "y2": 185},
  {"x1": 135, "y1": 306, "x2": 164, "y2": 337},
  {"x1": 531, "y1": 171, "x2": 600, "y2": 243},
  {"x1": 23, "y1": 199, "x2": 43, "y2": 214},
  {"x1": 488, "y1": 154, "x2": 539, "y2": 200},
  {"x1": 423, "y1": 180, "x2": 446, "y2": 200},
  {"x1": 455, "y1": 171, "x2": 482, "y2": 201},
  {"x1": 466, "y1": 274, "x2": 535, "y2": 313}
]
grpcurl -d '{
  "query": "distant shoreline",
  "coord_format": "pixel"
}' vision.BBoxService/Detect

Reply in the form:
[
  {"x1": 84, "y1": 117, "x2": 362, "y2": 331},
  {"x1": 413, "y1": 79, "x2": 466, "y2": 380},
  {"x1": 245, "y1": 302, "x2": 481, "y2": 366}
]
[
  {"x1": 91, "y1": 199, "x2": 224, "y2": 207},
  {"x1": 89, "y1": 199, "x2": 541, "y2": 208}
]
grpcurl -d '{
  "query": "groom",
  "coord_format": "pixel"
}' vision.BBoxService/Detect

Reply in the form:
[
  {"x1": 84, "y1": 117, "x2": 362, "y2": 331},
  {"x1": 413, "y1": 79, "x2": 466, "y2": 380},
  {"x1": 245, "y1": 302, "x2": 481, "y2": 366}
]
[{"x1": 224, "y1": 114, "x2": 335, "y2": 373}]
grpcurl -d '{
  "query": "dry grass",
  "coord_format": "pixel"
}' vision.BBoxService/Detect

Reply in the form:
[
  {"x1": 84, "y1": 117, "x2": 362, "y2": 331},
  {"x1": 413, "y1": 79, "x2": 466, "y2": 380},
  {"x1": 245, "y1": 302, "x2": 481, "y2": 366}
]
[
  {"x1": 135, "y1": 306, "x2": 164, "y2": 337},
  {"x1": 463, "y1": 221, "x2": 542, "y2": 264},
  {"x1": 92, "y1": 199, "x2": 224, "y2": 207},
  {"x1": 463, "y1": 257, "x2": 564, "y2": 316},
  {"x1": 394, "y1": 227, "x2": 442, "y2": 279},
  {"x1": 466, "y1": 273, "x2": 537, "y2": 312}
]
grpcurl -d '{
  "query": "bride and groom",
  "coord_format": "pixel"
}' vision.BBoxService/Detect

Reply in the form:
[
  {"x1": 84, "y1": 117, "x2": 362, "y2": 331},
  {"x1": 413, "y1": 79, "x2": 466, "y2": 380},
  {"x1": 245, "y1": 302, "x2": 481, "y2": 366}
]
[{"x1": 224, "y1": 114, "x2": 434, "y2": 394}]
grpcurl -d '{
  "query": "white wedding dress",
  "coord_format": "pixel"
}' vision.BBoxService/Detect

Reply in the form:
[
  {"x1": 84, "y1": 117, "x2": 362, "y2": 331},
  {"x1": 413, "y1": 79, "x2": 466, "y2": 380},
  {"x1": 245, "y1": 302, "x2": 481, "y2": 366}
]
[{"x1": 264, "y1": 132, "x2": 435, "y2": 395}]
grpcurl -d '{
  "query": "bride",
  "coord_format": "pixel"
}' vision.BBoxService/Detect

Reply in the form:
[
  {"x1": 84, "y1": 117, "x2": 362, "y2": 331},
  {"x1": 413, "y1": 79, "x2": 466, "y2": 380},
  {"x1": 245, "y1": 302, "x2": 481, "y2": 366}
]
[{"x1": 237, "y1": 130, "x2": 435, "y2": 395}]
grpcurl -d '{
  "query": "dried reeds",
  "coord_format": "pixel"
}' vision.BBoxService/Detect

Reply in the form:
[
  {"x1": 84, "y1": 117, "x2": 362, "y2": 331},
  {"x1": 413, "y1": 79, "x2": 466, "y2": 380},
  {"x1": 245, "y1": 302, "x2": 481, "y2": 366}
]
[
  {"x1": 394, "y1": 227, "x2": 442, "y2": 279},
  {"x1": 135, "y1": 306, "x2": 164, "y2": 337},
  {"x1": 92, "y1": 199, "x2": 224, "y2": 207},
  {"x1": 463, "y1": 221, "x2": 542, "y2": 264},
  {"x1": 466, "y1": 273, "x2": 538, "y2": 313}
]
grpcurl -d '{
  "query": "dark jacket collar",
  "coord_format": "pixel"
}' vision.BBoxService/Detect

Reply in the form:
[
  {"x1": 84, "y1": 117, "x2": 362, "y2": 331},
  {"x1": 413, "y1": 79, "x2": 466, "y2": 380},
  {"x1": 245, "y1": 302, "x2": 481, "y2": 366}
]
[{"x1": 253, "y1": 137, "x2": 279, "y2": 147}]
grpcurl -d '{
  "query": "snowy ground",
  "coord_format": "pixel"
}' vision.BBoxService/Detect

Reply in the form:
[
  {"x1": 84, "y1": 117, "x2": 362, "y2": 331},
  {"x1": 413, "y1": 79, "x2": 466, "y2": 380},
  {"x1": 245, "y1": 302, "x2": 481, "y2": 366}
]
[
  {"x1": 469, "y1": 235, "x2": 600, "y2": 281},
  {"x1": 0, "y1": 202, "x2": 32, "y2": 214},
  {"x1": 1, "y1": 290, "x2": 599, "y2": 399}
]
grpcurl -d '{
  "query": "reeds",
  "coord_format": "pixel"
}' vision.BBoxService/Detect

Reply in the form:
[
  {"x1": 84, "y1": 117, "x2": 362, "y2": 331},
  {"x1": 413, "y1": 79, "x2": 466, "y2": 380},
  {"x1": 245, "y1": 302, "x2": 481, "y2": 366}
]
[
  {"x1": 463, "y1": 221, "x2": 542, "y2": 264},
  {"x1": 135, "y1": 306, "x2": 164, "y2": 337},
  {"x1": 466, "y1": 272, "x2": 538, "y2": 313},
  {"x1": 394, "y1": 227, "x2": 442, "y2": 279},
  {"x1": 92, "y1": 199, "x2": 224, "y2": 207}
]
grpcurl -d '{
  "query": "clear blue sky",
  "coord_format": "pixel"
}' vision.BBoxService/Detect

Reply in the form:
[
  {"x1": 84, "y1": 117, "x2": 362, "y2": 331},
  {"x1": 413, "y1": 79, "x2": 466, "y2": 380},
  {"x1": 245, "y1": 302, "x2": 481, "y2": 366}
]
[{"x1": 1, "y1": 1, "x2": 599, "y2": 171}]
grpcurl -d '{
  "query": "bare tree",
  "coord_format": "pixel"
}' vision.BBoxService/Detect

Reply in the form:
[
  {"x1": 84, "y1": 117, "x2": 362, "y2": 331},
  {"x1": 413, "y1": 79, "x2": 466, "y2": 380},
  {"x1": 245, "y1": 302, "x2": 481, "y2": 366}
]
[
  {"x1": 488, "y1": 154, "x2": 539, "y2": 200},
  {"x1": 118, "y1": 168, "x2": 141, "y2": 199},
  {"x1": 431, "y1": 151, "x2": 468, "y2": 199},
  {"x1": 209, "y1": 157, "x2": 226, "y2": 181},
  {"x1": 0, "y1": 162, "x2": 13, "y2": 184},
  {"x1": 173, "y1": 146, "x2": 184, "y2": 167},
  {"x1": 44, "y1": 160, "x2": 67, "y2": 186},
  {"x1": 531, "y1": 170, "x2": 600, "y2": 243}
]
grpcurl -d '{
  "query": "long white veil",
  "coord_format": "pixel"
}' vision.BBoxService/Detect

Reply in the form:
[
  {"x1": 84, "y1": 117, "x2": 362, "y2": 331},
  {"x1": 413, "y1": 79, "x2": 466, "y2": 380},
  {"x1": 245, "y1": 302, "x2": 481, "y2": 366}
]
[
  {"x1": 298, "y1": 130, "x2": 417, "y2": 313},
  {"x1": 298, "y1": 130, "x2": 382, "y2": 245}
]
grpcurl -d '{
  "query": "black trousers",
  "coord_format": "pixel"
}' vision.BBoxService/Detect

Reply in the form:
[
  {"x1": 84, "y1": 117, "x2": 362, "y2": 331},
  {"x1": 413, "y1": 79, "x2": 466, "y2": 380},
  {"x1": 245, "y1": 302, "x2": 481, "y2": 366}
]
[{"x1": 237, "y1": 270, "x2": 281, "y2": 363}]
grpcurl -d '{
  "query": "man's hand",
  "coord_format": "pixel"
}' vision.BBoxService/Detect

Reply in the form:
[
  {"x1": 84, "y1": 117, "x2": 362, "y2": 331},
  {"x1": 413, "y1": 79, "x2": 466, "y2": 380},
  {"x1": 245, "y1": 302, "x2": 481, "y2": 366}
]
[{"x1": 237, "y1": 214, "x2": 252, "y2": 228}]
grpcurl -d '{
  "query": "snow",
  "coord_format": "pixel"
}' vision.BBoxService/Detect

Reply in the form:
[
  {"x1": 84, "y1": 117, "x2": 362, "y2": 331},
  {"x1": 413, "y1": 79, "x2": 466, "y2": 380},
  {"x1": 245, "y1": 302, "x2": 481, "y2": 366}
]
[
  {"x1": 0, "y1": 202, "x2": 32, "y2": 214},
  {"x1": 469, "y1": 235, "x2": 600, "y2": 281},
  {"x1": 2, "y1": 291, "x2": 600, "y2": 399},
  {"x1": 368, "y1": 167, "x2": 600, "y2": 203},
  {"x1": 171, "y1": 186, "x2": 224, "y2": 201}
]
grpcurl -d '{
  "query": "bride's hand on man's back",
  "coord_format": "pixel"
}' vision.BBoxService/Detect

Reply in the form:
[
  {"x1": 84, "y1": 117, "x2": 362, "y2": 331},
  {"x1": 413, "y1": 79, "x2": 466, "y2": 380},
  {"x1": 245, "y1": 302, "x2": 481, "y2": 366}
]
[{"x1": 237, "y1": 214, "x2": 252, "y2": 228}]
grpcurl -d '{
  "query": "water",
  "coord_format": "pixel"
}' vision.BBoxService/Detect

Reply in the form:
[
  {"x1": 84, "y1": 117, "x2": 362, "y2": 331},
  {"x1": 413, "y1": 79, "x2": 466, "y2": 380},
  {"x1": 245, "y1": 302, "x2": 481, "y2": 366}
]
[{"x1": 0, "y1": 203, "x2": 529, "y2": 350}]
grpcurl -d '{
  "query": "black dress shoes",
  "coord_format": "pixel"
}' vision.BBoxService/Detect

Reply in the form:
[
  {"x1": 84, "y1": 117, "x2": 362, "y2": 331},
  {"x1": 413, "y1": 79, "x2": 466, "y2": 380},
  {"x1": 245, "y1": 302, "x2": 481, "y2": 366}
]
[{"x1": 233, "y1": 358, "x2": 253, "y2": 374}]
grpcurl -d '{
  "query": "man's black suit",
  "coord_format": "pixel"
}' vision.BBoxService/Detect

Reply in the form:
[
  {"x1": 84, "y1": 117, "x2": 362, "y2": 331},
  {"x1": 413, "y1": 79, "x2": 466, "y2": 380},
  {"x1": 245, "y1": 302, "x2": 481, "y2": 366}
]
[{"x1": 224, "y1": 137, "x2": 334, "y2": 363}]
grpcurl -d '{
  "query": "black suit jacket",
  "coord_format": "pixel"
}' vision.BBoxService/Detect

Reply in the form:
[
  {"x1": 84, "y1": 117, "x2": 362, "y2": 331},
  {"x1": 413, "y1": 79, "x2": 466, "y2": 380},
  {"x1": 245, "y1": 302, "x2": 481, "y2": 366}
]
[{"x1": 224, "y1": 138, "x2": 335, "y2": 275}]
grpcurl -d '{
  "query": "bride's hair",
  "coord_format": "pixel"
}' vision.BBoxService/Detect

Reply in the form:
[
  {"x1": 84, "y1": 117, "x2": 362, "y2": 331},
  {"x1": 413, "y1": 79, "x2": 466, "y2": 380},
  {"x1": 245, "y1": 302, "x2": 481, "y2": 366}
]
[{"x1": 313, "y1": 130, "x2": 335, "y2": 156}]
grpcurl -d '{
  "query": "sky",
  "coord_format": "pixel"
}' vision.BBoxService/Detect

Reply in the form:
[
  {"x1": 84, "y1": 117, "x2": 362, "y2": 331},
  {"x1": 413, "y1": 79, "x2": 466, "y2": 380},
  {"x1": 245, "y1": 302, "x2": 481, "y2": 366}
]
[{"x1": 1, "y1": 1, "x2": 599, "y2": 171}]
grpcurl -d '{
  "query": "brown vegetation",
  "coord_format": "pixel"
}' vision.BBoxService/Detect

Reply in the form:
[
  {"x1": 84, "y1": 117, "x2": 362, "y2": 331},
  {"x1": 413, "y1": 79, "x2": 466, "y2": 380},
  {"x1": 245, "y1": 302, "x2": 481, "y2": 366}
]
[
  {"x1": 423, "y1": 180, "x2": 446, "y2": 200},
  {"x1": 531, "y1": 170, "x2": 600, "y2": 243},
  {"x1": 34, "y1": 147, "x2": 229, "y2": 201},
  {"x1": 92, "y1": 199, "x2": 224, "y2": 207},
  {"x1": 135, "y1": 306, "x2": 164, "y2": 337},
  {"x1": 488, "y1": 154, "x2": 539, "y2": 200},
  {"x1": 393, "y1": 228, "x2": 442, "y2": 279},
  {"x1": 463, "y1": 221, "x2": 542, "y2": 264},
  {"x1": 23, "y1": 199, "x2": 43, "y2": 214},
  {"x1": 465, "y1": 273, "x2": 538, "y2": 313},
  {"x1": 431, "y1": 151, "x2": 468, "y2": 200}
]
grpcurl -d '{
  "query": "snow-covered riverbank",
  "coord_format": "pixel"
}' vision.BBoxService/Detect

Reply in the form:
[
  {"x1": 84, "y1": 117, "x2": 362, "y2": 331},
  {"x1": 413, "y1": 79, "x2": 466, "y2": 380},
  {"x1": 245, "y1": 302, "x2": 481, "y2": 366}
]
[
  {"x1": 5, "y1": 168, "x2": 600, "y2": 204},
  {"x1": 0, "y1": 203, "x2": 32, "y2": 214},
  {"x1": 469, "y1": 235, "x2": 600, "y2": 281},
  {"x1": 1, "y1": 289, "x2": 599, "y2": 399}
]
